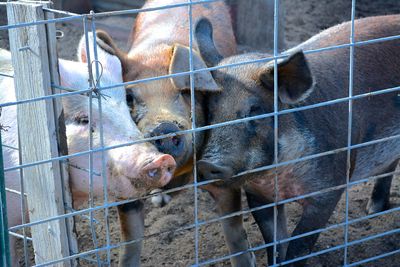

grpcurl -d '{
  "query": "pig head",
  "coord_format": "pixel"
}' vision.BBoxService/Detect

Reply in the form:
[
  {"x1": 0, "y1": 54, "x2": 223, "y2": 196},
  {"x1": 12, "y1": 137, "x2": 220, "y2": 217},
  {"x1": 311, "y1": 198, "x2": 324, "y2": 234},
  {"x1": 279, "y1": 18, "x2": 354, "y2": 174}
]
[
  {"x1": 92, "y1": 0, "x2": 236, "y2": 179},
  {"x1": 59, "y1": 33, "x2": 176, "y2": 202}
]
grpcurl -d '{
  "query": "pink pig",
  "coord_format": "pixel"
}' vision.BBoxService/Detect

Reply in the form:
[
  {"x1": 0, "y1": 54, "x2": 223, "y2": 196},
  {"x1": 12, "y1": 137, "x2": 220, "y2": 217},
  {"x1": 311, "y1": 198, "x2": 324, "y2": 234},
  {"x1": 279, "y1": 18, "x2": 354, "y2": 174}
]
[{"x1": 1, "y1": 32, "x2": 175, "y2": 266}]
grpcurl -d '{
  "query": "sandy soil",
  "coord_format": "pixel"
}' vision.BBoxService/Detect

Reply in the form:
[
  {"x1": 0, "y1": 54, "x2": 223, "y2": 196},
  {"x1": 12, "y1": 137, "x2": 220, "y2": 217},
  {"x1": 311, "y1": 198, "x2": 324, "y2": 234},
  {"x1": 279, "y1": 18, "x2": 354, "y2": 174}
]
[{"x1": 1, "y1": 0, "x2": 400, "y2": 266}]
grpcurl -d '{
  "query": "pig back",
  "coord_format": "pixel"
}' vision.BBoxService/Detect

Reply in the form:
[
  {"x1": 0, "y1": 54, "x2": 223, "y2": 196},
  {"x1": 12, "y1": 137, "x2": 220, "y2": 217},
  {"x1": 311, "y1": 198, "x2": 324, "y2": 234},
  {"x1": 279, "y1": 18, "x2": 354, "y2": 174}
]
[
  {"x1": 297, "y1": 14, "x2": 400, "y2": 102},
  {"x1": 130, "y1": 0, "x2": 236, "y2": 57},
  {"x1": 287, "y1": 15, "x2": 400, "y2": 159}
]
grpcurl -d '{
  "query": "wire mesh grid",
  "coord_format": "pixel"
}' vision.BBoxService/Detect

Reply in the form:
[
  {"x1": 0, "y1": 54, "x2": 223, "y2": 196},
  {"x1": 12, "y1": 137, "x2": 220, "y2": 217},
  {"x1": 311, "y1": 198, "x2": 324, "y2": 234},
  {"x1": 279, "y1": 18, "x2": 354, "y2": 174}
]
[{"x1": 0, "y1": 0, "x2": 399, "y2": 266}]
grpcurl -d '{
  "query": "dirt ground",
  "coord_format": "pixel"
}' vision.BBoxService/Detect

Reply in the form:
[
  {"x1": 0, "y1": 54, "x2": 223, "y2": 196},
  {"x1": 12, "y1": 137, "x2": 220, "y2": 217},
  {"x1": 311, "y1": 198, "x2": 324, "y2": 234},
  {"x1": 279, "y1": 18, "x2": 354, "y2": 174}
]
[{"x1": 1, "y1": 0, "x2": 400, "y2": 266}]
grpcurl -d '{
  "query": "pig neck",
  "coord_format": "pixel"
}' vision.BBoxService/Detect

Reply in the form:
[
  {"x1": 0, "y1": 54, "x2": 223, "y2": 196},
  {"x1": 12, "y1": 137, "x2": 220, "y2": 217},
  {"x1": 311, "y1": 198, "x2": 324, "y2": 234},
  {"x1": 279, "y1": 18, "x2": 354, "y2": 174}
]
[
  {"x1": 243, "y1": 116, "x2": 318, "y2": 200},
  {"x1": 129, "y1": 0, "x2": 194, "y2": 55},
  {"x1": 276, "y1": 114, "x2": 317, "y2": 173},
  {"x1": 130, "y1": 27, "x2": 192, "y2": 56}
]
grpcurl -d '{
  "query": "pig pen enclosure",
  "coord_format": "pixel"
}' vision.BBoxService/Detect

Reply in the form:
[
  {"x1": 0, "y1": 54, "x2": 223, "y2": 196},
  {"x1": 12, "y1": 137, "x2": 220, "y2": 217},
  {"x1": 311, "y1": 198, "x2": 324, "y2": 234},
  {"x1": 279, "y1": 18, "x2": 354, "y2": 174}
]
[{"x1": 1, "y1": 0, "x2": 400, "y2": 266}]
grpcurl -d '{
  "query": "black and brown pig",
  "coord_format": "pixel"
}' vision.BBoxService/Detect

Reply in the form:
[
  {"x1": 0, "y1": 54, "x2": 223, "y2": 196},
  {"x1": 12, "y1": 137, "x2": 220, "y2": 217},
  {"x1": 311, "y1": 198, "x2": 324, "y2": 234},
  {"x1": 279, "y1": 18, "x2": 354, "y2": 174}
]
[{"x1": 196, "y1": 15, "x2": 400, "y2": 266}]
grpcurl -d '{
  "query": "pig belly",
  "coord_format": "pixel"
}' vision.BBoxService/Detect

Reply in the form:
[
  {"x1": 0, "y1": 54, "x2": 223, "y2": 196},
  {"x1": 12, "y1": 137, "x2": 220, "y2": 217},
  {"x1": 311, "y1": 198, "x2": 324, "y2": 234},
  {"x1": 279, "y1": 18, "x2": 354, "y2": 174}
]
[
  {"x1": 243, "y1": 169, "x2": 307, "y2": 204},
  {"x1": 351, "y1": 131, "x2": 400, "y2": 180}
]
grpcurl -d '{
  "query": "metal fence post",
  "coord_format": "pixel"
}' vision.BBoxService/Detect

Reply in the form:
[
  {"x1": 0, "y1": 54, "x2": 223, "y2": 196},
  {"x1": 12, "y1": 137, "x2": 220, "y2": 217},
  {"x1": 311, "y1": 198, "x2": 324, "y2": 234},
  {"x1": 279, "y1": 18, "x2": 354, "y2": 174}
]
[
  {"x1": 7, "y1": 1, "x2": 72, "y2": 265},
  {"x1": 0, "y1": 130, "x2": 10, "y2": 267}
]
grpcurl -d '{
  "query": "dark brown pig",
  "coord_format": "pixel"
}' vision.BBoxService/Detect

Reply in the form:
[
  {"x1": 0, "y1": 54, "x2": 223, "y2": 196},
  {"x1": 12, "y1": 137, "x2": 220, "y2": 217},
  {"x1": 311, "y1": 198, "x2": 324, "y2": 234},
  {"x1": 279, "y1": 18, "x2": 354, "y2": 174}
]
[{"x1": 196, "y1": 15, "x2": 400, "y2": 266}]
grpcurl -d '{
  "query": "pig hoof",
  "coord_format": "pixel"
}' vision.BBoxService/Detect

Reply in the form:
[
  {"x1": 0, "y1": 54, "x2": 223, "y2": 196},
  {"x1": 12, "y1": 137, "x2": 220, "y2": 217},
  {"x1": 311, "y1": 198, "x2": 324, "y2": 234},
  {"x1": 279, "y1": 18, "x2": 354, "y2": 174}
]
[
  {"x1": 150, "y1": 189, "x2": 172, "y2": 207},
  {"x1": 366, "y1": 198, "x2": 390, "y2": 214}
]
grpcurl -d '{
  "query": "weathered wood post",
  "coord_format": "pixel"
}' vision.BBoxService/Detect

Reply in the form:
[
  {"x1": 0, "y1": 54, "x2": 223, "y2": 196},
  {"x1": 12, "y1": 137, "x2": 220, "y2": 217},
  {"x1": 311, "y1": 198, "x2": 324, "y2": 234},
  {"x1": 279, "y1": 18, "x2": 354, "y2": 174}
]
[
  {"x1": 228, "y1": 0, "x2": 285, "y2": 52},
  {"x1": 7, "y1": 1, "x2": 76, "y2": 265},
  {"x1": 44, "y1": 5, "x2": 79, "y2": 264}
]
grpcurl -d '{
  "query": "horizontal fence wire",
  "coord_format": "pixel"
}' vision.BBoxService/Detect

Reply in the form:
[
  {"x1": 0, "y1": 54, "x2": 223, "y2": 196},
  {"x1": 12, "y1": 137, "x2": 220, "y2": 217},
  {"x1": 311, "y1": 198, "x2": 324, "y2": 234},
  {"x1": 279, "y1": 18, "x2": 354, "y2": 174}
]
[
  {"x1": 0, "y1": 72, "x2": 14, "y2": 78},
  {"x1": 1, "y1": 0, "x2": 399, "y2": 266},
  {"x1": 8, "y1": 231, "x2": 32, "y2": 242},
  {"x1": 348, "y1": 248, "x2": 400, "y2": 267}
]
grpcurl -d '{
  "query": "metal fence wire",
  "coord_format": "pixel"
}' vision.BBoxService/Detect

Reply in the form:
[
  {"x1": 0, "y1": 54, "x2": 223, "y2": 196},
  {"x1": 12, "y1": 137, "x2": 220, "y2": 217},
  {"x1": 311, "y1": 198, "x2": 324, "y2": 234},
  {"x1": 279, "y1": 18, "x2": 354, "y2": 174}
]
[{"x1": 0, "y1": 0, "x2": 399, "y2": 266}]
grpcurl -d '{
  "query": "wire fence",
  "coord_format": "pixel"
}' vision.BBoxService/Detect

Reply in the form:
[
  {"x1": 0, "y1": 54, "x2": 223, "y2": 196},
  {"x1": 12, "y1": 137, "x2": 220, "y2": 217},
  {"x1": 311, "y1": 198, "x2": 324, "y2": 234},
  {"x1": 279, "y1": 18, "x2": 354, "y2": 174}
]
[{"x1": 0, "y1": 0, "x2": 399, "y2": 266}]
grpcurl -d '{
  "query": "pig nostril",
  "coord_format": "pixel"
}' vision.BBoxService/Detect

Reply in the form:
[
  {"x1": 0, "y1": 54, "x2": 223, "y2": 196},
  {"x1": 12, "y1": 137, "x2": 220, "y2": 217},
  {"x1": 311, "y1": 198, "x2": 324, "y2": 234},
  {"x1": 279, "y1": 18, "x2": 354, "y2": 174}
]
[
  {"x1": 155, "y1": 139, "x2": 162, "y2": 147},
  {"x1": 172, "y1": 136, "x2": 180, "y2": 147},
  {"x1": 148, "y1": 169, "x2": 158, "y2": 178},
  {"x1": 211, "y1": 170, "x2": 221, "y2": 175}
]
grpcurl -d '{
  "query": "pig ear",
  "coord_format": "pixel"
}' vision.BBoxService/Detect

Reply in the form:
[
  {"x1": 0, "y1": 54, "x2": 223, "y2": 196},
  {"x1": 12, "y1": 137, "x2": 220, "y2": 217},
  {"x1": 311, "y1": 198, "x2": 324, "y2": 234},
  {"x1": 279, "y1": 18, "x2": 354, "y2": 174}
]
[
  {"x1": 259, "y1": 51, "x2": 314, "y2": 104},
  {"x1": 169, "y1": 44, "x2": 220, "y2": 92},
  {"x1": 58, "y1": 58, "x2": 88, "y2": 89},
  {"x1": 195, "y1": 18, "x2": 223, "y2": 67},
  {"x1": 77, "y1": 30, "x2": 123, "y2": 76},
  {"x1": 95, "y1": 30, "x2": 129, "y2": 74}
]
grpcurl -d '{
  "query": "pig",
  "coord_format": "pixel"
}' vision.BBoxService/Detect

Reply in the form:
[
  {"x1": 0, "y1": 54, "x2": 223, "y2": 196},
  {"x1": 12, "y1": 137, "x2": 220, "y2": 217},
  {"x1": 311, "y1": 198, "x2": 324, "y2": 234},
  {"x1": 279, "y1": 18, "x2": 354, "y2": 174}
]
[
  {"x1": 1, "y1": 32, "x2": 175, "y2": 267},
  {"x1": 195, "y1": 15, "x2": 400, "y2": 266},
  {"x1": 92, "y1": 1, "x2": 252, "y2": 265},
  {"x1": 94, "y1": 0, "x2": 237, "y2": 206}
]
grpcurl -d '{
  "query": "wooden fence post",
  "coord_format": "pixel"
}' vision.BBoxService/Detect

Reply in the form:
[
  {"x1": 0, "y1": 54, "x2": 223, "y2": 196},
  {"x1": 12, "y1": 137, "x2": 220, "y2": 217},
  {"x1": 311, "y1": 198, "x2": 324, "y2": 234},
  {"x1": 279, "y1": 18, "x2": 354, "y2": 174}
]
[
  {"x1": 7, "y1": 1, "x2": 74, "y2": 265},
  {"x1": 228, "y1": 0, "x2": 285, "y2": 52},
  {"x1": 44, "y1": 4, "x2": 79, "y2": 265}
]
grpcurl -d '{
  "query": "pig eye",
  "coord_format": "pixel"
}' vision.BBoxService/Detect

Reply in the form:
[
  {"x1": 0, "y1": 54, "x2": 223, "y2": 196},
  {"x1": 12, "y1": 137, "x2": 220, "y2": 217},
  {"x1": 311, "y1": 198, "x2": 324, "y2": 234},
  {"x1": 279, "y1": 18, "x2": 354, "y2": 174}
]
[
  {"x1": 130, "y1": 100, "x2": 146, "y2": 123},
  {"x1": 249, "y1": 105, "x2": 264, "y2": 117},
  {"x1": 180, "y1": 90, "x2": 192, "y2": 101},
  {"x1": 126, "y1": 93, "x2": 134, "y2": 106},
  {"x1": 74, "y1": 114, "x2": 89, "y2": 125}
]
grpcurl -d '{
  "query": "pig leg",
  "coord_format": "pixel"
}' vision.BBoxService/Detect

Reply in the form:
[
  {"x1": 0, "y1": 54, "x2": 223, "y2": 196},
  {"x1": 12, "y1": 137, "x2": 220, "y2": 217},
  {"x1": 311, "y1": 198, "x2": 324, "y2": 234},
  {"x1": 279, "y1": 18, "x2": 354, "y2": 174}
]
[
  {"x1": 7, "y1": 190, "x2": 23, "y2": 267},
  {"x1": 151, "y1": 173, "x2": 192, "y2": 207},
  {"x1": 207, "y1": 186, "x2": 256, "y2": 267},
  {"x1": 366, "y1": 161, "x2": 397, "y2": 214},
  {"x1": 246, "y1": 192, "x2": 288, "y2": 265},
  {"x1": 285, "y1": 189, "x2": 343, "y2": 266},
  {"x1": 150, "y1": 189, "x2": 172, "y2": 207},
  {"x1": 117, "y1": 200, "x2": 145, "y2": 267},
  {"x1": 9, "y1": 236, "x2": 18, "y2": 267}
]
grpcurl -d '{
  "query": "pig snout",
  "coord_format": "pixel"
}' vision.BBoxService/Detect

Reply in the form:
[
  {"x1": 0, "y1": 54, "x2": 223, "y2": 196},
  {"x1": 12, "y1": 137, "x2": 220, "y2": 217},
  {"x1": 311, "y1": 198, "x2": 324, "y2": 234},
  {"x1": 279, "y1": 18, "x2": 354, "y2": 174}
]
[
  {"x1": 142, "y1": 154, "x2": 176, "y2": 187},
  {"x1": 197, "y1": 160, "x2": 234, "y2": 181},
  {"x1": 146, "y1": 122, "x2": 186, "y2": 158}
]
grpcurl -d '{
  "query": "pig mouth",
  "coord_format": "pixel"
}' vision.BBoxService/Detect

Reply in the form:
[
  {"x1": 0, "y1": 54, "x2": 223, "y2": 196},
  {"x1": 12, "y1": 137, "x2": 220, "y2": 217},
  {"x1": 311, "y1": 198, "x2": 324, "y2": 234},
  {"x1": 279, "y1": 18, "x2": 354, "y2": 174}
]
[
  {"x1": 197, "y1": 157, "x2": 249, "y2": 186},
  {"x1": 106, "y1": 165, "x2": 161, "y2": 201}
]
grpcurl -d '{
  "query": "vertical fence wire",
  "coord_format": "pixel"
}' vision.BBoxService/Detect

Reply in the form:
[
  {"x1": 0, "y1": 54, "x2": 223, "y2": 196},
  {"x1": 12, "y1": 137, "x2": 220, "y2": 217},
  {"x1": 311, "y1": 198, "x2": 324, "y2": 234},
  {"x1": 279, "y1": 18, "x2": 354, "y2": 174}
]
[
  {"x1": 83, "y1": 15, "x2": 102, "y2": 266},
  {"x1": 272, "y1": 0, "x2": 281, "y2": 265},
  {"x1": 90, "y1": 12, "x2": 112, "y2": 265},
  {"x1": 0, "y1": 132, "x2": 10, "y2": 267},
  {"x1": 344, "y1": 0, "x2": 357, "y2": 265},
  {"x1": 17, "y1": 133, "x2": 29, "y2": 266},
  {"x1": 188, "y1": 0, "x2": 200, "y2": 265}
]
